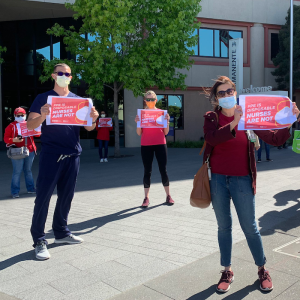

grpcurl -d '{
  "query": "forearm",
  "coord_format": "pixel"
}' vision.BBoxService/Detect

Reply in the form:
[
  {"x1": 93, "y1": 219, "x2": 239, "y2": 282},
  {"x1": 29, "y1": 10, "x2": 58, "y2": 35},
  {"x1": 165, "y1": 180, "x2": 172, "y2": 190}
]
[
  {"x1": 163, "y1": 125, "x2": 169, "y2": 135},
  {"x1": 84, "y1": 123, "x2": 96, "y2": 131},
  {"x1": 27, "y1": 115, "x2": 45, "y2": 130},
  {"x1": 136, "y1": 128, "x2": 142, "y2": 136}
]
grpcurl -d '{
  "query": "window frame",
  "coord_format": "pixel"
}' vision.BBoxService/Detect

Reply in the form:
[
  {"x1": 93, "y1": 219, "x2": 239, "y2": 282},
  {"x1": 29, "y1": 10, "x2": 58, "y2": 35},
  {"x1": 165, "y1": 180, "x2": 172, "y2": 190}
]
[
  {"x1": 191, "y1": 27, "x2": 243, "y2": 59},
  {"x1": 156, "y1": 94, "x2": 184, "y2": 130}
]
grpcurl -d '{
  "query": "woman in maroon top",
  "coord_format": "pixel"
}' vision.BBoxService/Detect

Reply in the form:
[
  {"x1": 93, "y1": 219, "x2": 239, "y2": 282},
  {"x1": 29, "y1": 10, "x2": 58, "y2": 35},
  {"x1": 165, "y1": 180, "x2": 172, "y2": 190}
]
[
  {"x1": 203, "y1": 76, "x2": 299, "y2": 293},
  {"x1": 135, "y1": 91, "x2": 174, "y2": 208},
  {"x1": 96, "y1": 111, "x2": 113, "y2": 162}
]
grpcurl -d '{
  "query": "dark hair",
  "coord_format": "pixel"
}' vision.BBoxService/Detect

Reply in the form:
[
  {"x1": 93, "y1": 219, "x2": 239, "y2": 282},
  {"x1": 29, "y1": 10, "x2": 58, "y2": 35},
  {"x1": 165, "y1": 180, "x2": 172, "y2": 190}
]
[
  {"x1": 53, "y1": 63, "x2": 71, "y2": 73},
  {"x1": 204, "y1": 76, "x2": 236, "y2": 110}
]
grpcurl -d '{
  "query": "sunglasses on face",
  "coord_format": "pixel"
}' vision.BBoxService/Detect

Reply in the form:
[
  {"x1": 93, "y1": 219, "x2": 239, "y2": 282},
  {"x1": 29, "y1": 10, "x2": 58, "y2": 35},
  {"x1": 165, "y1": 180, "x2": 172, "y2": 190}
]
[
  {"x1": 54, "y1": 71, "x2": 72, "y2": 77},
  {"x1": 217, "y1": 88, "x2": 235, "y2": 98},
  {"x1": 145, "y1": 98, "x2": 156, "y2": 102}
]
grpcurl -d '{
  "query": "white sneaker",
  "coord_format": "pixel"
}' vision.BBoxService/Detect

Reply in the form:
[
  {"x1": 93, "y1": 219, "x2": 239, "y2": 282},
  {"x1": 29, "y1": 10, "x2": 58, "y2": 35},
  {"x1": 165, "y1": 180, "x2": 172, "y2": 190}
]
[
  {"x1": 54, "y1": 234, "x2": 84, "y2": 244},
  {"x1": 28, "y1": 191, "x2": 36, "y2": 194},
  {"x1": 100, "y1": 159, "x2": 104, "y2": 163},
  {"x1": 12, "y1": 194, "x2": 19, "y2": 198},
  {"x1": 104, "y1": 158, "x2": 108, "y2": 162},
  {"x1": 35, "y1": 241, "x2": 50, "y2": 260}
]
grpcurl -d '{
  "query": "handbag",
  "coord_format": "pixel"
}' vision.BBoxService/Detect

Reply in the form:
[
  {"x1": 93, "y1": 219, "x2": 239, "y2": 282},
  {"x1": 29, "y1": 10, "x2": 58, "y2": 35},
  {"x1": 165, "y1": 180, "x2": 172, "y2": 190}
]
[
  {"x1": 190, "y1": 112, "x2": 218, "y2": 208},
  {"x1": 7, "y1": 125, "x2": 29, "y2": 160}
]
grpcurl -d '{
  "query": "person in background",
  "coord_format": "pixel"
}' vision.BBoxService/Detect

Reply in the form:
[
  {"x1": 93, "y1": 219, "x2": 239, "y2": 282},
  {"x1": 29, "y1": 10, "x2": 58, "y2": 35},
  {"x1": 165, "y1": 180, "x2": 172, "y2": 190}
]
[
  {"x1": 257, "y1": 139, "x2": 273, "y2": 162},
  {"x1": 4, "y1": 107, "x2": 37, "y2": 198},
  {"x1": 135, "y1": 90, "x2": 174, "y2": 208},
  {"x1": 96, "y1": 111, "x2": 113, "y2": 162}
]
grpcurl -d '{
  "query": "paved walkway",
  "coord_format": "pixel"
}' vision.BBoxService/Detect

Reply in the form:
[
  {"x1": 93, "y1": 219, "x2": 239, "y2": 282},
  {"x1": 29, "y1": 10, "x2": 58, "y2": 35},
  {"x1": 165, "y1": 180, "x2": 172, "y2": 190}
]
[{"x1": 0, "y1": 146, "x2": 299, "y2": 299}]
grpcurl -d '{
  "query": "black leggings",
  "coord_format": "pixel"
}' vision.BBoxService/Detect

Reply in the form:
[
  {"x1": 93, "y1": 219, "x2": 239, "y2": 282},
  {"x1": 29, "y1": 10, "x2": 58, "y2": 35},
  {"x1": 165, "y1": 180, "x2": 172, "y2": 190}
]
[{"x1": 141, "y1": 144, "x2": 169, "y2": 188}]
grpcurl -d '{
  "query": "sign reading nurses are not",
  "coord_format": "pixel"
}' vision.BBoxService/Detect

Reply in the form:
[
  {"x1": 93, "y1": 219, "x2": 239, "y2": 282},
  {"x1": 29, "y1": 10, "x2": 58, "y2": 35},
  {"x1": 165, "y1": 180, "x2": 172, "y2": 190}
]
[
  {"x1": 238, "y1": 95, "x2": 297, "y2": 131},
  {"x1": 46, "y1": 96, "x2": 93, "y2": 126},
  {"x1": 98, "y1": 118, "x2": 113, "y2": 127},
  {"x1": 16, "y1": 122, "x2": 41, "y2": 137},
  {"x1": 137, "y1": 109, "x2": 168, "y2": 128}
]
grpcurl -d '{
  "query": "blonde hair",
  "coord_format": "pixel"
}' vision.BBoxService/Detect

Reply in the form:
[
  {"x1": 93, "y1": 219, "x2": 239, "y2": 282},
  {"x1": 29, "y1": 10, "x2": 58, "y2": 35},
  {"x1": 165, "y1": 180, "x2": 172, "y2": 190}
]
[
  {"x1": 53, "y1": 63, "x2": 71, "y2": 73},
  {"x1": 143, "y1": 90, "x2": 157, "y2": 99}
]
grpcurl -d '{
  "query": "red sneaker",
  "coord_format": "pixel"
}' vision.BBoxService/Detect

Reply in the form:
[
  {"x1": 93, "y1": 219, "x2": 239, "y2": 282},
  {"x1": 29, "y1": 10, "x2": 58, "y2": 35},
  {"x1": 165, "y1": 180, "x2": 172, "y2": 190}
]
[
  {"x1": 216, "y1": 270, "x2": 234, "y2": 293},
  {"x1": 141, "y1": 197, "x2": 149, "y2": 208},
  {"x1": 258, "y1": 268, "x2": 273, "y2": 291},
  {"x1": 166, "y1": 195, "x2": 175, "y2": 205}
]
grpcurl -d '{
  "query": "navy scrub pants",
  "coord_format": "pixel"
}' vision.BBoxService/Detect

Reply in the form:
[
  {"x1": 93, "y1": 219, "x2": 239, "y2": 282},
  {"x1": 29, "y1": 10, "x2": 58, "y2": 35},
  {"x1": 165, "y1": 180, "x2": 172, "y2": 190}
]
[{"x1": 30, "y1": 152, "x2": 80, "y2": 247}]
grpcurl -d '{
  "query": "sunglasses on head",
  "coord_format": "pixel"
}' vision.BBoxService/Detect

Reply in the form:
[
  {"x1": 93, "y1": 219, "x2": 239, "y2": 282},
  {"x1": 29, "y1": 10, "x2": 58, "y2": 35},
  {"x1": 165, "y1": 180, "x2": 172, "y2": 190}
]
[
  {"x1": 54, "y1": 71, "x2": 72, "y2": 77},
  {"x1": 217, "y1": 88, "x2": 235, "y2": 98},
  {"x1": 145, "y1": 98, "x2": 156, "y2": 102}
]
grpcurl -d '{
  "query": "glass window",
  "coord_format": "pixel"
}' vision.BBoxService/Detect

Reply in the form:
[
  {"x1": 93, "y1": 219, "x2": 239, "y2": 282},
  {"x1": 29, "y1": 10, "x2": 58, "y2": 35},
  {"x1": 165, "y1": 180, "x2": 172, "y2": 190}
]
[
  {"x1": 271, "y1": 33, "x2": 279, "y2": 60},
  {"x1": 156, "y1": 95, "x2": 183, "y2": 129},
  {"x1": 199, "y1": 29, "x2": 213, "y2": 57},
  {"x1": 53, "y1": 41, "x2": 60, "y2": 59},
  {"x1": 196, "y1": 28, "x2": 242, "y2": 58}
]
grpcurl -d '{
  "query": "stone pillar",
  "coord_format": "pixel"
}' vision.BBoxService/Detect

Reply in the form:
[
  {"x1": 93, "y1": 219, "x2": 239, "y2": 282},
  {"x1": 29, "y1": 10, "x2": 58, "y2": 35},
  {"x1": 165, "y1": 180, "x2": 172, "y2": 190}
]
[
  {"x1": 250, "y1": 23, "x2": 265, "y2": 87},
  {"x1": 124, "y1": 89, "x2": 143, "y2": 147}
]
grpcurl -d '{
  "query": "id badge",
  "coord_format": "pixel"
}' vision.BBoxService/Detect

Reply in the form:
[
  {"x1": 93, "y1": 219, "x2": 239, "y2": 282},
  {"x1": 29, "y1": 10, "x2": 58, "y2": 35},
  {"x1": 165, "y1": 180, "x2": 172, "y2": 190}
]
[{"x1": 247, "y1": 130, "x2": 256, "y2": 143}]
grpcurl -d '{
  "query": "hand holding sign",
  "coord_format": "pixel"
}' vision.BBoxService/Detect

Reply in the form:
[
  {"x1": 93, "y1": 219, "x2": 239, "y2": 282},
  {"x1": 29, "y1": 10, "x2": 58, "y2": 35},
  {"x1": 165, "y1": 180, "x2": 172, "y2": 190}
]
[
  {"x1": 238, "y1": 95, "x2": 298, "y2": 130},
  {"x1": 41, "y1": 103, "x2": 51, "y2": 118}
]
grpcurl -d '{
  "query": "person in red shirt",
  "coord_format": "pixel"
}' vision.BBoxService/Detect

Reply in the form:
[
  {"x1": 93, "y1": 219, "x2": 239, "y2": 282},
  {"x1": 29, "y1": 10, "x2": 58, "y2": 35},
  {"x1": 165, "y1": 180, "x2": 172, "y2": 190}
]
[
  {"x1": 4, "y1": 107, "x2": 38, "y2": 198},
  {"x1": 135, "y1": 91, "x2": 174, "y2": 208},
  {"x1": 96, "y1": 111, "x2": 113, "y2": 162},
  {"x1": 203, "y1": 76, "x2": 299, "y2": 293}
]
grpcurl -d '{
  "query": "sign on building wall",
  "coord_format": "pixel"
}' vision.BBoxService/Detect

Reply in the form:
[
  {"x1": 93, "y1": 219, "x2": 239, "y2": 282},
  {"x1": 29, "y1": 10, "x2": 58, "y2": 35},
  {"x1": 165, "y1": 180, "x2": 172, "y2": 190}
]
[{"x1": 229, "y1": 38, "x2": 243, "y2": 96}]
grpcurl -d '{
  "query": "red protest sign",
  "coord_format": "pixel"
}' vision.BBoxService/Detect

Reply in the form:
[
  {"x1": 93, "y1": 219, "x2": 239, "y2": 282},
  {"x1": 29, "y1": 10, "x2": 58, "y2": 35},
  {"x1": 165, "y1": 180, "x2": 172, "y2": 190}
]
[
  {"x1": 46, "y1": 96, "x2": 93, "y2": 126},
  {"x1": 98, "y1": 118, "x2": 112, "y2": 127},
  {"x1": 238, "y1": 95, "x2": 296, "y2": 130},
  {"x1": 16, "y1": 122, "x2": 41, "y2": 137},
  {"x1": 137, "y1": 109, "x2": 168, "y2": 128}
]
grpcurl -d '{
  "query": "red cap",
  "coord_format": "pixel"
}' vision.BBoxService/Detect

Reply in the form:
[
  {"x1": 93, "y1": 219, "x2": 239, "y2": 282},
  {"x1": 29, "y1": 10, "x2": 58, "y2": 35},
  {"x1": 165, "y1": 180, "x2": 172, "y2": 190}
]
[{"x1": 14, "y1": 107, "x2": 26, "y2": 115}]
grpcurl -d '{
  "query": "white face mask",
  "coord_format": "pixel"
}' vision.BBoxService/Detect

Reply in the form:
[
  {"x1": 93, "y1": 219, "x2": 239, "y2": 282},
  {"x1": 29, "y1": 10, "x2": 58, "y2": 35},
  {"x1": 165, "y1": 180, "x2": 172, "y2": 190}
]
[
  {"x1": 15, "y1": 115, "x2": 26, "y2": 123},
  {"x1": 101, "y1": 114, "x2": 106, "y2": 118},
  {"x1": 56, "y1": 75, "x2": 71, "y2": 88}
]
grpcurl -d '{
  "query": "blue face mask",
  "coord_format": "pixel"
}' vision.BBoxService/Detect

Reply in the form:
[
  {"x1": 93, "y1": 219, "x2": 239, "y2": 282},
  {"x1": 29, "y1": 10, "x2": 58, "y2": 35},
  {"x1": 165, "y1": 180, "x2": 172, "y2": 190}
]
[{"x1": 218, "y1": 96, "x2": 237, "y2": 109}]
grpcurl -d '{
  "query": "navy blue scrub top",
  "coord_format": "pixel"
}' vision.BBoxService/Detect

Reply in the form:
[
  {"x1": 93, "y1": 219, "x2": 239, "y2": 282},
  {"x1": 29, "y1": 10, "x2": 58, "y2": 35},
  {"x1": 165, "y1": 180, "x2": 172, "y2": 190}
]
[{"x1": 29, "y1": 90, "x2": 82, "y2": 155}]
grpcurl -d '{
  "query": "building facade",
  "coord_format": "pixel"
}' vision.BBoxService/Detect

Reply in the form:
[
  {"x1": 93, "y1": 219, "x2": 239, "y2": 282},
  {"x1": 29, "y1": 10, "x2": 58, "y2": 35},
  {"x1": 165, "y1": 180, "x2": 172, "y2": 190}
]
[{"x1": 0, "y1": 0, "x2": 299, "y2": 147}]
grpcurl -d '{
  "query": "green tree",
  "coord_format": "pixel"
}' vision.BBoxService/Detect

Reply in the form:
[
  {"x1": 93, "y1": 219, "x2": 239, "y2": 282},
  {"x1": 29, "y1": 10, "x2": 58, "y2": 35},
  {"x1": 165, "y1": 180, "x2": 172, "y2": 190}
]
[
  {"x1": 272, "y1": 5, "x2": 300, "y2": 94},
  {"x1": 42, "y1": 0, "x2": 201, "y2": 157}
]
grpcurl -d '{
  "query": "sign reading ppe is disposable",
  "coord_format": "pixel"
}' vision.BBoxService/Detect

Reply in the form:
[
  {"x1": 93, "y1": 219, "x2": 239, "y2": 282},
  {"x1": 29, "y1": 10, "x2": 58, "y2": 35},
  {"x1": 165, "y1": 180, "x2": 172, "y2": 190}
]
[
  {"x1": 98, "y1": 118, "x2": 112, "y2": 127},
  {"x1": 46, "y1": 96, "x2": 93, "y2": 126},
  {"x1": 137, "y1": 109, "x2": 168, "y2": 128},
  {"x1": 238, "y1": 95, "x2": 297, "y2": 130},
  {"x1": 16, "y1": 122, "x2": 41, "y2": 137}
]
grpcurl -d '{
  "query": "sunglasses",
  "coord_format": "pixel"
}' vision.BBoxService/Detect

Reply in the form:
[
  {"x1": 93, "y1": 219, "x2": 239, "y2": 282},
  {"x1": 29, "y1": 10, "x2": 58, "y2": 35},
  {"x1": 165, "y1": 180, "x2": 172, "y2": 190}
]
[
  {"x1": 145, "y1": 98, "x2": 156, "y2": 102},
  {"x1": 217, "y1": 88, "x2": 235, "y2": 98},
  {"x1": 54, "y1": 72, "x2": 72, "y2": 77}
]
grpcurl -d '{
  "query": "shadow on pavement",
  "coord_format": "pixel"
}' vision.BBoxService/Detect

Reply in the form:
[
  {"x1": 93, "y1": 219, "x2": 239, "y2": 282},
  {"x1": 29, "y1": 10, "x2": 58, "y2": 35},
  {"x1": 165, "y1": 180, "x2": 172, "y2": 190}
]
[
  {"x1": 65, "y1": 204, "x2": 165, "y2": 236},
  {"x1": 0, "y1": 243, "x2": 61, "y2": 271},
  {"x1": 0, "y1": 205, "x2": 164, "y2": 272},
  {"x1": 259, "y1": 189, "x2": 300, "y2": 236},
  {"x1": 186, "y1": 285, "x2": 216, "y2": 299},
  {"x1": 222, "y1": 280, "x2": 261, "y2": 299}
]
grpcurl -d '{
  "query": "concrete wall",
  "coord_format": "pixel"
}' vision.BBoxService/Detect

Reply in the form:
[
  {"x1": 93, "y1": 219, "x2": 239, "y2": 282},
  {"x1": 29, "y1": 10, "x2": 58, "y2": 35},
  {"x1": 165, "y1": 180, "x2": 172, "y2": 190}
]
[{"x1": 198, "y1": 0, "x2": 300, "y2": 25}]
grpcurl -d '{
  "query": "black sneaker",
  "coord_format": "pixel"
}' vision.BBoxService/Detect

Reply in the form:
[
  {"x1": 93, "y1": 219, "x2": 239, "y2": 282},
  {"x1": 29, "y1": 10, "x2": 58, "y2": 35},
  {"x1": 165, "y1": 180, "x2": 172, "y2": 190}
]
[{"x1": 266, "y1": 159, "x2": 273, "y2": 162}]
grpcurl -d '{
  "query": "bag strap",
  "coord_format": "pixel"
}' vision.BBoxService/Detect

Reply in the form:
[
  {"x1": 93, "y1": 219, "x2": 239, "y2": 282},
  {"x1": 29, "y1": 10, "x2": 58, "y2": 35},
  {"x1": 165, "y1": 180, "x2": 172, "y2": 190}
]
[
  {"x1": 25, "y1": 137, "x2": 27, "y2": 147},
  {"x1": 199, "y1": 112, "x2": 219, "y2": 156}
]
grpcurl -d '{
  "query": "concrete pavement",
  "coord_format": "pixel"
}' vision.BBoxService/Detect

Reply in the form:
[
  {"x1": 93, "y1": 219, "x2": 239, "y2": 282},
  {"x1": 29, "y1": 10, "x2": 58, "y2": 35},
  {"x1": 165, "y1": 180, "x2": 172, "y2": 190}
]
[{"x1": 0, "y1": 146, "x2": 299, "y2": 299}]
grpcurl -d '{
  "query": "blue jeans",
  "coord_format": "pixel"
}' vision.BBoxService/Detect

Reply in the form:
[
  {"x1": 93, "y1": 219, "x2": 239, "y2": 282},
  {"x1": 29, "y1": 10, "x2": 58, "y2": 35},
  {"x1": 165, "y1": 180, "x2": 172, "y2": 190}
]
[
  {"x1": 98, "y1": 140, "x2": 109, "y2": 159},
  {"x1": 11, "y1": 151, "x2": 35, "y2": 196},
  {"x1": 257, "y1": 138, "x2": 270, "y2": 160},
  {"x1": 210, "y1": 173, "x2": 266, "y2": 267}
]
